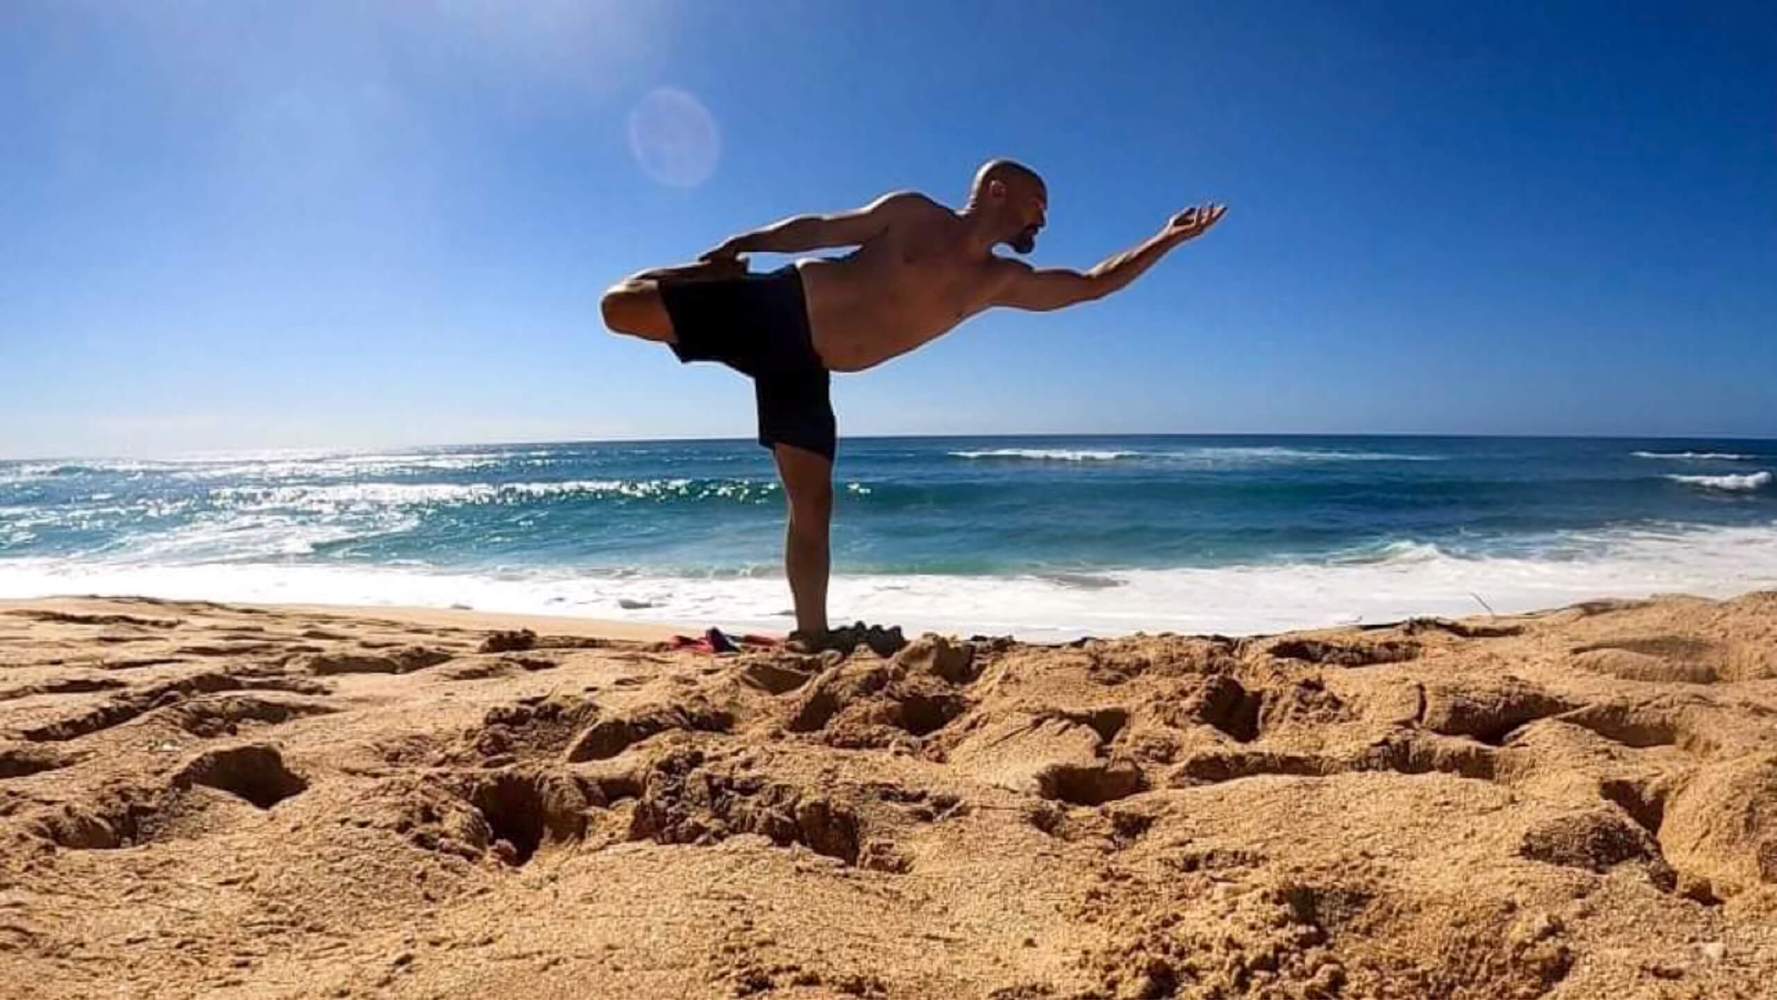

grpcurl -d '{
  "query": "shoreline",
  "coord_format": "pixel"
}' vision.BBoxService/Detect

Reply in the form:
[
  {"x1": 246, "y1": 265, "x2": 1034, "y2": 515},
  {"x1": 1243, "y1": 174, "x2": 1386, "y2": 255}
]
[
  {"x1": 3, "y1": 586, "x2": 1774, "y2": 644},
  {"x1": 10, "y1": 529, "x2": 1777, "y2": 639}
]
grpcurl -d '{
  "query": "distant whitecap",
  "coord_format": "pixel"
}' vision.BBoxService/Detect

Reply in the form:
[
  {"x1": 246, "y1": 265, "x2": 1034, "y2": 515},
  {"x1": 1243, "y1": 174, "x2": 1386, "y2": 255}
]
[
  {"x1": 948, "y1": 449, "x2": 1136, "y2": 461},
  {"x1": 1633, "y1": 451, "x2": 1754, "y2": 461},
  {"x1": 1666, "y1": 471, "x2": 1771, "y2": 492}
]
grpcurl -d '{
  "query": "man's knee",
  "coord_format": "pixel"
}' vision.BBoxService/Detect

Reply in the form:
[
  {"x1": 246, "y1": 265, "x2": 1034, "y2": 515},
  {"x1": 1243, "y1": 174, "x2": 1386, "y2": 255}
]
[
  {"x1": 774, "y1": 440, "x2": 834, "y2": 529},
  {"x1": 786, "y1": 481, "x2": 834, "y2": 527},
  {"x1": 599, "y1": 281, "x2": 672, "y2": 340}
]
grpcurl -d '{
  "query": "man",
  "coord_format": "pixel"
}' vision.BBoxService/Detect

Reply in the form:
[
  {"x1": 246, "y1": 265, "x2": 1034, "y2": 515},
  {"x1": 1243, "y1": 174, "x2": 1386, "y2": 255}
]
[{"x1": 600, "y1": 159, "x2": 1226, "y2": 652}]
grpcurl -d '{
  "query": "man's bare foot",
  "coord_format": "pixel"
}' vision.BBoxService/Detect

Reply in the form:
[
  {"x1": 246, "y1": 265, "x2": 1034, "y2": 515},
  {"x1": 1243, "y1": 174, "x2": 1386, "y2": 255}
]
[
  {"x1": 784, "y1": 629, "x2": 831, "y2": 654},
  {"x1": 783, "y1": 622, "x2": 909, "y2": 657}
]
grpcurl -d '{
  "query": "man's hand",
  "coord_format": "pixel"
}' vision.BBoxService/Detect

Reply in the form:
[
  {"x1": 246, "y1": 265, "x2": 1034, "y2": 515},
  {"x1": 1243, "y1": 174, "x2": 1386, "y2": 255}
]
[
  {"x1": 696, "y1": 241, "x2": 739, "y2": 264},
  {"x1": 696, "y1": 243, "x2": 750, "y2": 277},
  {"x1": 1165, "y1": 202, "x2": 1227, "y2": 242}
]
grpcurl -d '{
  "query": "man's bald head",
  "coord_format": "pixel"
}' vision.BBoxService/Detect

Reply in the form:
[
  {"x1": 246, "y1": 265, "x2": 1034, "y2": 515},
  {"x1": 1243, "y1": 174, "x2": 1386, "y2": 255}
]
[
  {"x1": 971, "y1": 159, "x2": 1045, "y2": 201},
  {"x1": 968, "y1": 158, "x2": 1048, "y2": 254}
]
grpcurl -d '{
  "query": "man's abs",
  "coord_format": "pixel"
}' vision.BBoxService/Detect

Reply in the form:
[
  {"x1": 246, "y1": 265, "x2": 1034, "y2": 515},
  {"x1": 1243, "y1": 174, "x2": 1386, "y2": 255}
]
[{"x1": 794, "y1": 253, "x2": 989, "y2": 373}]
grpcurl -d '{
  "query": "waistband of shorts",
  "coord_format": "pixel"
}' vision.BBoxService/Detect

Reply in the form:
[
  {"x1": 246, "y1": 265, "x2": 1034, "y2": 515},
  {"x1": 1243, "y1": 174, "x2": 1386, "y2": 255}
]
[{"x1": 771, "y1": 265, "x2": 820, "y2": 368}]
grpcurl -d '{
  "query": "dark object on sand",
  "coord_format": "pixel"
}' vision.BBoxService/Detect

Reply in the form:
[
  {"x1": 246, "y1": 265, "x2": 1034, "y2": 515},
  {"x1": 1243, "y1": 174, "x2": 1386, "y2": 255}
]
[
  {"x1": 821, "y1": 621, "x2": 908, "y2": 657},
  {"x1": 479, "y1": 629, "x2": 538, "y2": 653}
]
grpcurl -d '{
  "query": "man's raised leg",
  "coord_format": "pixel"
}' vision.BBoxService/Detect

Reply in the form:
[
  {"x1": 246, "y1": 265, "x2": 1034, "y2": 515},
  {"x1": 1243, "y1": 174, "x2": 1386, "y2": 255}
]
[
  {"x1": 599, "y1": 257, "x2": 747, "y2": 343},
  {"x1": 772, "y1": 442, "x2": 833, "y2": 652}
]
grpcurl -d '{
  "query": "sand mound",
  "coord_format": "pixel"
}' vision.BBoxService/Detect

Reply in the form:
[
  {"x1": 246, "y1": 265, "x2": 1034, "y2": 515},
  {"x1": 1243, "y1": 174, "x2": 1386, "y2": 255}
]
[{"x1": 3, "y1": 593, "x2": 1777, "y2": 997}]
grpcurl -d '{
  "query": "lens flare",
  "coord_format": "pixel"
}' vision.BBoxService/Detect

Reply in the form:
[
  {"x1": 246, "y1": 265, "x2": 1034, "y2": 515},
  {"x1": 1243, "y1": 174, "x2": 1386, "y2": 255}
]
[{"x1": 626, "y1": 87, "x2": 720, "y2": 188}]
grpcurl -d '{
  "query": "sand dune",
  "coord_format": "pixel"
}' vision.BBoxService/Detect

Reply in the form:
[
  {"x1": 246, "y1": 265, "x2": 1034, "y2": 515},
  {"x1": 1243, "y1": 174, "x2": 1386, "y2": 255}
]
[{"x1": 3, "y1": 593, "x2": 1776, "y2": 998}]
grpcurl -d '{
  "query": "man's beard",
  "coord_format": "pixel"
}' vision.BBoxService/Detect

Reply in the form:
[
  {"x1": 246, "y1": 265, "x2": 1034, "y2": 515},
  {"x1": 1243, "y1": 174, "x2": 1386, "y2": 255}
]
[{"x1": 1010, "y1": 228, "x2": 1037, "y2": 254}]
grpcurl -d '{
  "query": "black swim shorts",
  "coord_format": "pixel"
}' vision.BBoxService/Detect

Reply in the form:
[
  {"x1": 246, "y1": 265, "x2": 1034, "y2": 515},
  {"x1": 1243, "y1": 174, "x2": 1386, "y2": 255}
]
[{"x1": 657, "y1": 264, "x2": 836, "y2": 463}]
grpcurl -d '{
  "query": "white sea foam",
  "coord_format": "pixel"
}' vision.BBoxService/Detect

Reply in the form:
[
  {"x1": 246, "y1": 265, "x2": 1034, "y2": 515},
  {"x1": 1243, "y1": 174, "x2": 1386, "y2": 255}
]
[
  {"x1": 947, "y1": 446, "x2": 1441, "y2": 465},
  {"x1": 1165, "y1": 446, "x2": 1442, "y2": 464},
  {"x1": 0, "y1": 461, "x2": 145, "y2": 484},
  {"x1": 949, "y1": 449, "x2": 1138, "y2": 461},
  {"x1": 209, "y1": 478, "x2": 781, "y2": 510},
  {"x1": 4, "y1": 524, "x2": 1773, "y2": 641},
  {"x1": 97, "y1": 511, "x2": 417, "y2": 563},
  {"x1": 1665, "y1": 472, "x2": 1771, "y2": 492},
  {"x1": 1634, "y1": 451, "x2": 1755, "y2": 461},
  {"x1": 0, "y1": 450, "x2": 570, "y2": 484},
  {"x1": 168, "y1": 451, "x2": 564, "y2": 481}
]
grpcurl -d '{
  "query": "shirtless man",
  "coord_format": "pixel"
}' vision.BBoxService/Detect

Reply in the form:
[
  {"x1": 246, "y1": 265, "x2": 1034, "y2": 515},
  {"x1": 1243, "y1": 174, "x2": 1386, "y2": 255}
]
[{"x1": 600, "y1": 159, "x2": 1226, "y2": 652}]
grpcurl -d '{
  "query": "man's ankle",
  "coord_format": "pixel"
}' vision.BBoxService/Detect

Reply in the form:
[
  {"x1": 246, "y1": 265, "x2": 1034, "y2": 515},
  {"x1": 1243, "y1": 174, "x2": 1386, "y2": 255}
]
[{"x1": 785, "y1": 626, "x2": 830, "y2": 652}]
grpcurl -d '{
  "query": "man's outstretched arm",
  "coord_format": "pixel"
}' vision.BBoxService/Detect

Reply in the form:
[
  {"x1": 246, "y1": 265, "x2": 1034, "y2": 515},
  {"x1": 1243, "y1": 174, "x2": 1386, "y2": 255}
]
[
  {"x1": 704, "y1": 191, "x2": 924, "y2": 259},
  {"x1": 993, "y1": 202, "x2": 1227, "y2": 312}
]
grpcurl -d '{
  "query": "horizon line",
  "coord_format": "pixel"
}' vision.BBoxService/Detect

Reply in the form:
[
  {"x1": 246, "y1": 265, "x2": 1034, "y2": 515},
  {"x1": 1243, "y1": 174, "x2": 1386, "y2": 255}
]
[{"x1": 6, "y1": 428, "x2": 1777, "y2": 463}]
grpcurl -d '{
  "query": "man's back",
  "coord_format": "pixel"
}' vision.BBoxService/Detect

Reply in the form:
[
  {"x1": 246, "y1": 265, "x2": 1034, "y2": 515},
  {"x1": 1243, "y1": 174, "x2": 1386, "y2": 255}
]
[{"x1": 793, "y1": 192, "x2": 1012, "y2": 372}]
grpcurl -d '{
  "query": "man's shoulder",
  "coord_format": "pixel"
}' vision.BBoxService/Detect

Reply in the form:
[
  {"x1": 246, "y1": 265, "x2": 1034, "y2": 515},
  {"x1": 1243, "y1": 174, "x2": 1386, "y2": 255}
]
[
  {"x1": 868, "y1": 190, "x2": 948, "y2": 217},
  {"x1": 985, "y1": 254, "x2": 1033, "y2": 277}
]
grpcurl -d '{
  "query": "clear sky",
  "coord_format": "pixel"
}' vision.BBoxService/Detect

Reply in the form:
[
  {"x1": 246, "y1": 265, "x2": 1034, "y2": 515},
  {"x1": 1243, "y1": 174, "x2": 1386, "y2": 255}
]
[{"x1": 4, "y1": 1, "x2": 1774, "y2": 458}]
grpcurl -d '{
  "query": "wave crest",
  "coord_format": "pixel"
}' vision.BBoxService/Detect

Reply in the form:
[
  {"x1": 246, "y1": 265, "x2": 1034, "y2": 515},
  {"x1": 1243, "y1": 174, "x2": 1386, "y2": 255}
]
[
  {"x1": 948, "y1": 449, "x2": 1137, "y2": 461},
  {"x1": 1633, "y1": 451, "x2": 1755, "y2": 461},
  {"x1": 210, "y1": 479, "x2": 785, "y2": 509},
  {"x1": 1665, "y1": 471, "x2": 1772, "y2": 492},
  {"x1": 946, "y1": 446, "x2": 1441, "y2": 465}
]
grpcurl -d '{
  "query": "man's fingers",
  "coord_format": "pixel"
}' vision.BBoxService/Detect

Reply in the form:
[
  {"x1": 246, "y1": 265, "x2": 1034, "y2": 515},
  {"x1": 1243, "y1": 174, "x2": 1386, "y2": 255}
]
[{"x1": 1171, "y1": 202, "x2": 1229, "y2": 235}]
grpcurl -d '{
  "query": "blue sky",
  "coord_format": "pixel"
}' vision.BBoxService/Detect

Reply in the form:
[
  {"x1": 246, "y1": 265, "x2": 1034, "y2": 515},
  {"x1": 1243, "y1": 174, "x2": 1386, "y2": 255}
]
[{"x1": 3, "y1": 1, "x2": 1773, "y2": 458}]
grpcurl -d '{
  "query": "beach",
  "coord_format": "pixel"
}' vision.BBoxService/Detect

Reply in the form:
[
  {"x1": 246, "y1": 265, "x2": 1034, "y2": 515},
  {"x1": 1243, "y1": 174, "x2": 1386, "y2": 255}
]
[
  {"x1": 3, "y1": 592, "x2": 1775, "y2": 998},
  {"x1": 10, "y1": 0, "x2": 1773, "y2": 994}
]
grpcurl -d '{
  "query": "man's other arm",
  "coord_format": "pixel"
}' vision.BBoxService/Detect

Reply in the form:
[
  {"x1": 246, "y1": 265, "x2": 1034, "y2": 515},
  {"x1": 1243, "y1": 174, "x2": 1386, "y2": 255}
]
[{"x1": 992, "y1": 203, "x2": 1226, "y2": 312}]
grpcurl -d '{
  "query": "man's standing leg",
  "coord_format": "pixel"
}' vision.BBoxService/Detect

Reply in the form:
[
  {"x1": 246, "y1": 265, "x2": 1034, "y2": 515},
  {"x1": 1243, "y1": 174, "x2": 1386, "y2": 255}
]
[{"x1": 772, "y1": 442, "x2": 832, "y2": 650}]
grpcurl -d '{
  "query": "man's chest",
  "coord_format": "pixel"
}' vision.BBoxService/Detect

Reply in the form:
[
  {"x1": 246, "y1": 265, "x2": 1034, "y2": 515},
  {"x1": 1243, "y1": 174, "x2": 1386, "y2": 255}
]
[{"x1": 877, "y1": 242, "x2": 999, "y2": 321}]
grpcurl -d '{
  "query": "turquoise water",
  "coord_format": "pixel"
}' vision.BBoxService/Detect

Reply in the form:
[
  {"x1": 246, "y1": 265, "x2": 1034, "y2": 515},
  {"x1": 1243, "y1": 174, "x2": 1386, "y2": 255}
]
[{"x1": 3, "y1": 435, "x2": 1773, "y2": 637}]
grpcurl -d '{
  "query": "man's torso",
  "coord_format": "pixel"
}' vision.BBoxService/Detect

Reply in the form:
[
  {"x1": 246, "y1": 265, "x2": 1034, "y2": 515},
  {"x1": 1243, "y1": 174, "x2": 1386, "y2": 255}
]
[{"x1": 792, "y1": 197, "x2": 1011, "y2": 372}]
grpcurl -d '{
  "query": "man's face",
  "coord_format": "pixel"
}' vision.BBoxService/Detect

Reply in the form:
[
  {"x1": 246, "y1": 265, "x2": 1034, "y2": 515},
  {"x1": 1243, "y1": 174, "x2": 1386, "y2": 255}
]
[{"x1": 1009, "y1": 192, "x2": 1047, "y2": 254}]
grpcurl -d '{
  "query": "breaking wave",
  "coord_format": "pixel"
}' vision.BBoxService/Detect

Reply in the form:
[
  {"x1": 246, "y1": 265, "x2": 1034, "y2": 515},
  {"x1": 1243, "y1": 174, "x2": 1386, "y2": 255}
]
[
  {"x1": 1665, "y1": 471, "x2": 1772, "y2": 492},
  {"x1": 947, "y1": 446, "x2": 1441, "y2": 465},
  {"x1": 948, "y1": 449, "x2": 1138, "y2": 461}
]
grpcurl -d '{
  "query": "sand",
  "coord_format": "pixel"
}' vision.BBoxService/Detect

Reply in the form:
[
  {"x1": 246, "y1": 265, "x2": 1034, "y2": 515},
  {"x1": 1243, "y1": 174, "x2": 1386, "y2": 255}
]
[{"x1": 2, "y1": 593, "x2": 1776, "y2": 998}]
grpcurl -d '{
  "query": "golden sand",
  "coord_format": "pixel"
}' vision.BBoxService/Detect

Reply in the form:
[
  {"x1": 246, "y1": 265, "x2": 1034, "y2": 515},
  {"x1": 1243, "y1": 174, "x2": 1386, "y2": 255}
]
[{"x1": 3, "y1": 593, "x2": 1776, "y2": 998}]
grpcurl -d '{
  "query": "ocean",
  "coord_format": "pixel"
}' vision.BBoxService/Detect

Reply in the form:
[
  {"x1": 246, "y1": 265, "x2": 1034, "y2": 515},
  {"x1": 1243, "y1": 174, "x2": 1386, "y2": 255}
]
[{"x1": 2, "y1": 435, "x2": 1774, "y2": 639}]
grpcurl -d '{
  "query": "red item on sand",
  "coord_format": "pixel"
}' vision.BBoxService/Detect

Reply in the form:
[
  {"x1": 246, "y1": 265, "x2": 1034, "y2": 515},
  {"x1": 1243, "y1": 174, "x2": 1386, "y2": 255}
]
[{"x1": 665, "y1": 628, "x2": 784, "y2": 654}]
